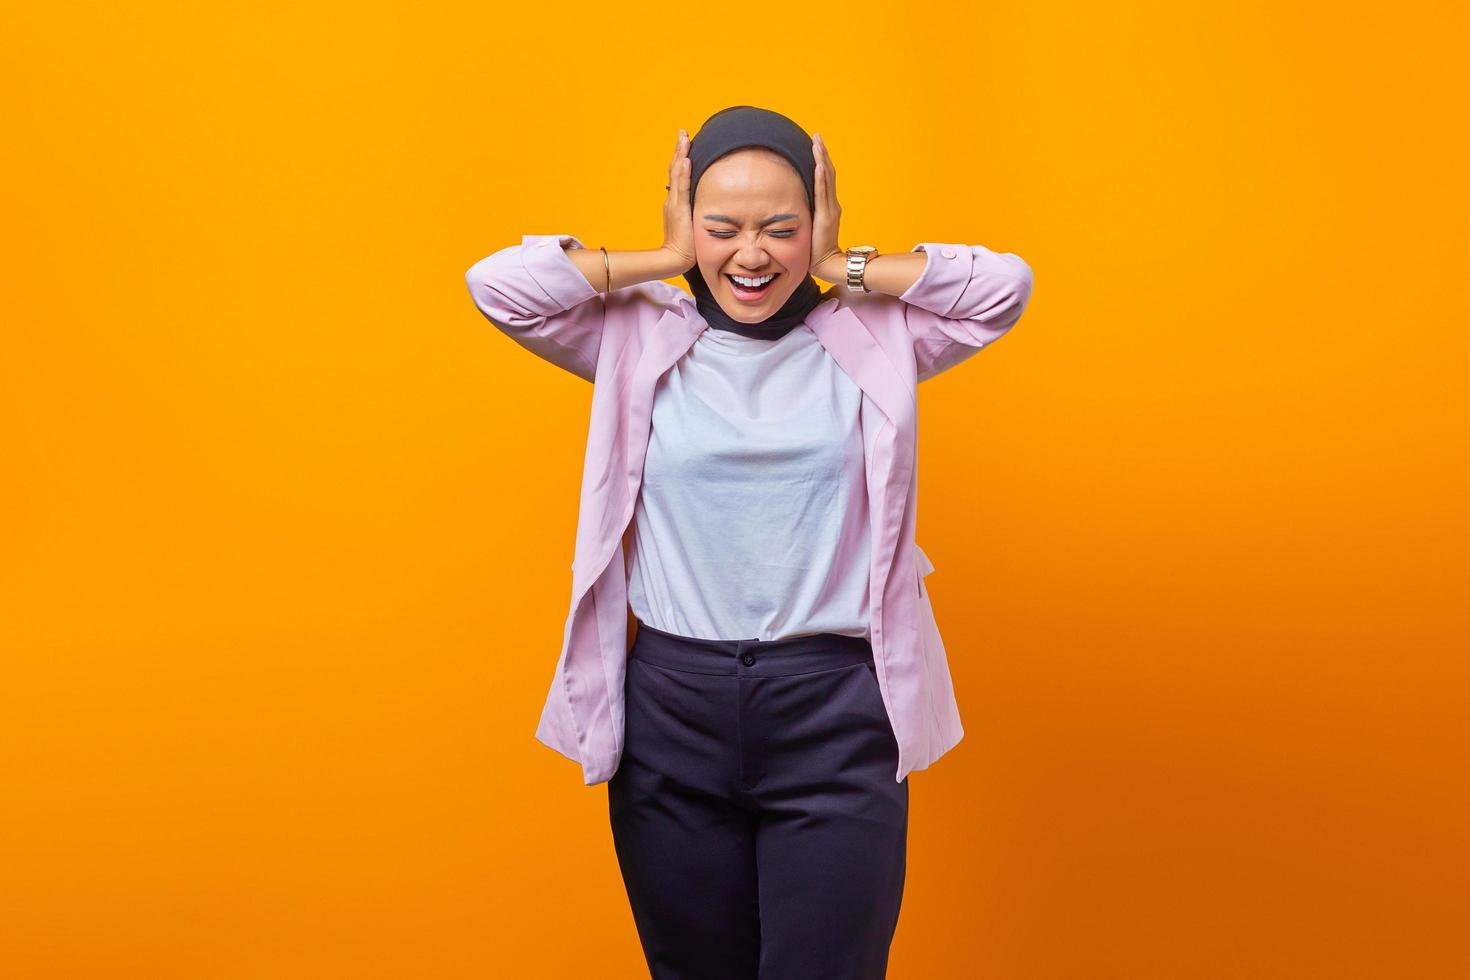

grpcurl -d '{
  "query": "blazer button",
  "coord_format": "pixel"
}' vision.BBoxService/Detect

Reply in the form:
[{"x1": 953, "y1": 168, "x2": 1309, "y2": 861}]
[
  {"x1": 940, "y1": 247, "x2": 957, "y2": 259},
  {"x1": 741, "y1": 652, "x2": 756, "y2": 666}
]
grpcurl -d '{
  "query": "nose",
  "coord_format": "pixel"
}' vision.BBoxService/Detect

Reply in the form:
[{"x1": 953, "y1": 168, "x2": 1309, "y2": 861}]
[{"x1": 735, "y1": 240, "x2": 772, "y2": 269}]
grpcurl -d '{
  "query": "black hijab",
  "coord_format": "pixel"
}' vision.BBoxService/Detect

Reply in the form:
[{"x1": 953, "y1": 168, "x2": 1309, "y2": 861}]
[{"x1": 683, "y1": 105, "x2": 827, "y2": 341}]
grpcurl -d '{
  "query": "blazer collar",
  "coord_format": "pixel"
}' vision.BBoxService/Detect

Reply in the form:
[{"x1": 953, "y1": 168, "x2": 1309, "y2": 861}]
[{"x1": 654, "y1": 294, "x2": 913, "y2": 430}]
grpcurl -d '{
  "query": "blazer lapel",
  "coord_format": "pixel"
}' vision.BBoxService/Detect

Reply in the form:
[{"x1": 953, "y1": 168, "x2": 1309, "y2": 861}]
[
  {"x1": 569, "y1": 306, "x2": 707, "y2": 603},
  {"x1": 803, "y1": 299, "x2": 913, "y2": 431},
  {"x1": 804, "y1": 299, "x2": 917, "y2": 616}
]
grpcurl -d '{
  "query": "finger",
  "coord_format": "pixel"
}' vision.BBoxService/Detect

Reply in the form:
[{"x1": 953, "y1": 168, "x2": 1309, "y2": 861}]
[
  {"x1": 814, "y1": 142, "x2": 832, "y2": 201},
  {"x1": 668, "y1": 130, "x2": 685, "y2": 195}
]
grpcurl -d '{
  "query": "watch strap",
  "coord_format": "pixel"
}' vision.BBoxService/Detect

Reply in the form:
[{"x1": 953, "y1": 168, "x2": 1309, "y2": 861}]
[{"x1": 845, "y1": 246, "x2": 879, "y2": 292}]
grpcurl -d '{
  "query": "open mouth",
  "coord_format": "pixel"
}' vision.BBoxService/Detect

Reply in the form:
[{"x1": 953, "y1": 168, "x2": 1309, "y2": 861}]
[{"x1": 725, "y1": 273, "x2": 780, "y2": 301}]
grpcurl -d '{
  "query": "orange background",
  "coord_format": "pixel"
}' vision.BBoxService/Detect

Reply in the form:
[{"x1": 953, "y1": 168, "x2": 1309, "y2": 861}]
[{"x1": 3, "y1": 1, "x2": 1466, "y2": 977}]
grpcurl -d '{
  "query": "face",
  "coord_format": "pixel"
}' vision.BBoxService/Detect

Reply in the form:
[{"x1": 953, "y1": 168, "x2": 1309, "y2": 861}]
[{"x1": 692, "y1": 148, "x2": 811, "y2": 322}]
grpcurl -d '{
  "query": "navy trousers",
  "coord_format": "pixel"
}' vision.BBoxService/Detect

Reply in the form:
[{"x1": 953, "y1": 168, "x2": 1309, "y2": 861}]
[{"x1": 608, "y1": 619, "x2": 909, "y2": 980}]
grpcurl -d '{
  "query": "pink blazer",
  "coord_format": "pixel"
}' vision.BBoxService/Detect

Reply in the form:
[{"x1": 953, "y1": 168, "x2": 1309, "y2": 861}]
[{"x1": 466, "y1": 235, "x2": 1034, "y2": 785}]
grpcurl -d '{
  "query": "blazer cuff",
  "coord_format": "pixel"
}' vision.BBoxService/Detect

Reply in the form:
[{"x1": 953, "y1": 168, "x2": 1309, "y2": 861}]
[
  {"x1": 520, "y1": 233, "x2": 601, "y2": 311},
  {"x1": 897, "y1": 243, "x2": 972, "y2": 318}
]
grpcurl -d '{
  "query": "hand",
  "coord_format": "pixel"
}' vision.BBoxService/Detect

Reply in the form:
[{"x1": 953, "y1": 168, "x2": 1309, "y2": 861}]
[
  {"x1": 810, "y1": 132, "x2": 845, "y2": 281},
  {"x1": 661, "y1": 129, "x2": 696, "y2": 274}
]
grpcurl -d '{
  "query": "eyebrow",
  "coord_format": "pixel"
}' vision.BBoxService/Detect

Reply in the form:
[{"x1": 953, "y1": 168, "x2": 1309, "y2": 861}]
[{"x1": 702, "y1": 212, "x2": 800, "y2": 227}]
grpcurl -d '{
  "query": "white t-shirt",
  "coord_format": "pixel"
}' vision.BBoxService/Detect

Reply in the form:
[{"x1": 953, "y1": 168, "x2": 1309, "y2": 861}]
[{"x1": 626, "y1": 322, "x2": 871, "y2": 642}]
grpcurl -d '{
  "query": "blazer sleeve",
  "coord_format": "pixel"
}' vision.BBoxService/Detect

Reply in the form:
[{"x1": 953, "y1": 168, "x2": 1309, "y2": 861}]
[
  {"x1": 464, "y1": 233, "x2": 686, "y2": 383},
  {"x1": 897, "y1": 242, "x2": 1035, "y2": 383}
]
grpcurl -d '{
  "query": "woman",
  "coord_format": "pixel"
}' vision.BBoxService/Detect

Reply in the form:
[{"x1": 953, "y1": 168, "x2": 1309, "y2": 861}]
[{"x1": 465, "y1": 105, "x2": 1034, "y2": 979}]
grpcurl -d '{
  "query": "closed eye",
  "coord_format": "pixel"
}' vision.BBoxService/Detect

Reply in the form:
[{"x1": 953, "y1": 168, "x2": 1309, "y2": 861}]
[{"x1": 708, "y1": 231, "x2": 795, "y2": 238}]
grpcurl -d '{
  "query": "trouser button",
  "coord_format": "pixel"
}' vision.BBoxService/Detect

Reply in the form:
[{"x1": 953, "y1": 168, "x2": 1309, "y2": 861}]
[{"x1": 741, "y1": 652, "x2": 755, "y2": 666}]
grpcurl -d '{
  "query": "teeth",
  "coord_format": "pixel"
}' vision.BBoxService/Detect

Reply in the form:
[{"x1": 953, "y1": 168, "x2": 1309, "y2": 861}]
[{"x1": 731, "y1": 274, "x2": 774, "y2": 287}]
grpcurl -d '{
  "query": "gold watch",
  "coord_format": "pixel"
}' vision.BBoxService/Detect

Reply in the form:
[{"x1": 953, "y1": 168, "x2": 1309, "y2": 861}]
[{"x1": 844, "y1": 246, "x2": 879, "y2": 293}]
